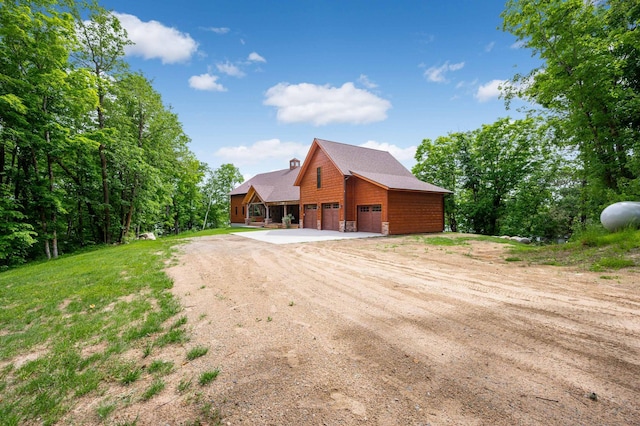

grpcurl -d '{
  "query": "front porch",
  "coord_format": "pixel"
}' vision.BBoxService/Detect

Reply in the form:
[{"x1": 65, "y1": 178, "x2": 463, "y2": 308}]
[{"x1": 244, "y1": 203, "x2": 300, "y2": 228}]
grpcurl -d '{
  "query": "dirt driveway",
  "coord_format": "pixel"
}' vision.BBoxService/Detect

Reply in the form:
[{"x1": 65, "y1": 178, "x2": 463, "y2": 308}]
[{"x1": 157, "y1": 233, "x2": 639, "y2": 425}]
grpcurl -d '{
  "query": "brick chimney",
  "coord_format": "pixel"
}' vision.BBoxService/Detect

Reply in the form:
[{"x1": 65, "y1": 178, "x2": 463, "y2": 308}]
[{"x1": 289, "y1": 158, "x2": 300, "y2": 170}]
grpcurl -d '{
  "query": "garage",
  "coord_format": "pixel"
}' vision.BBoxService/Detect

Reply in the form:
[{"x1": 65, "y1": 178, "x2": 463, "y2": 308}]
[
  {"x1": 358, "y1": 205, "x2": 382, "y2": 233},
  {"x1": 303, "y1": 204, "x2": 318, "y2": 229},
  {"x1": 322, "y1": 203, "x2": 340, "y2": 230}
]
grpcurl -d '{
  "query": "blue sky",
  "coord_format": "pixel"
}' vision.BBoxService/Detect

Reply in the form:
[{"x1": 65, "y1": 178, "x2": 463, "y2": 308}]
[{"x1": 99, "y1": 0, "x2": 538, "y2": 179}]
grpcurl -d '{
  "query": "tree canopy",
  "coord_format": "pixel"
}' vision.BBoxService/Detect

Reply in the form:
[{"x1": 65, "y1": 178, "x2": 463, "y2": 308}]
[
  {"x1": 415, "y1": 0, "x2": 639, "y2": 238},
  {"x1": 0, "y1": 0, "x2": 233, "y2": 267}
]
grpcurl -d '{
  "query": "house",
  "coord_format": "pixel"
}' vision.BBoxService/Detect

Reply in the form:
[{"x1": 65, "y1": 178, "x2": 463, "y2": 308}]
[
  {"x1": 294, "y1": 138, "x2": 451, "y2": 235},
  {"x1": 230, "y1": 138, "x2": 451, "y2": 234},
  {"x1": 230, "y1": 158, "x2": 301, "y2": 226}
]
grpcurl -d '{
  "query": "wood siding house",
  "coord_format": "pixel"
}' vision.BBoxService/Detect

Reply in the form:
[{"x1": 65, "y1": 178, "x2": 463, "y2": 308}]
[
  {"x1": 230, "y1": 159, "x2": 301, "y2": 226},
  {"x1": 294, "y1": 139, "x2": 451, "y2": 235}
]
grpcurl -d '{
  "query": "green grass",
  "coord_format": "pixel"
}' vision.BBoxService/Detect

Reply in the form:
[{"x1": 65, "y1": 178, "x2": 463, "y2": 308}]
[
  {"x1": 186, "y1": 346, "x2": 209, "y2": 361},
  {"x1": 148, "y1": 360, "x2": 174, "y2": 376},
  {"x1": 120, "y1": 366, "x2": 143, "y2": 385},
  {"x1": 141, "y1": 379, "x2": 165, "y2": 401},
  {"x1": 508, "y1": 226, "x2": 639, "y2": 270},
  {"x1": 96, "y1": 401, "x2": 116, "y2": 420},
  {"x1": 198, "y1": 369, "x2": 220, "y2": 386},
  {"x1": 414, "y1": 234, "x2": 514, "y2": 247},
  {"x1": 0, "y1": 227, "x2": 243, "y2": 425}
]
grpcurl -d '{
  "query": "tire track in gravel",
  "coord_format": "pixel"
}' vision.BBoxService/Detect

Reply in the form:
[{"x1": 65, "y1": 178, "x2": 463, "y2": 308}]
[
  {"x1": 159, "y1": 234, "x2": 640, "y2": 426},
  {"x1": 268, "y1": 239, "x2": 640, "y2": 424}
]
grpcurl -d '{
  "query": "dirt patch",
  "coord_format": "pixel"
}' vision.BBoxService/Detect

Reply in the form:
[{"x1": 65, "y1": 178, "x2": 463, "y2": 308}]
[{"x1": 100, "y1": 234, "x2": 639, "y2": 425}]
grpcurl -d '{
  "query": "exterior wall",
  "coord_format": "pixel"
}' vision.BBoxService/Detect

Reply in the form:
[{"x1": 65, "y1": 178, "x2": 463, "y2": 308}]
[
  {"x1": 349, "y1": 177, "x2": 388, "y2": 228},
  {"x1": 298, "y1": 149, "x2": 345, "y2": 228},
  {"x1": 387, "y1": 191, "x2": 445, "y2": 235},
  {"x1": 230, "y1": 194, "x2": 246, "y2": 224}
]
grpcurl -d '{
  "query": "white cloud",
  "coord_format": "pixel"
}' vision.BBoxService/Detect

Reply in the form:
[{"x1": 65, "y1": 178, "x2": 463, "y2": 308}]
[
  {"x1": 359, "y1": 141, "x2": 416, "y2": 163},
  {"x1": 485, "y1": 41, "x2": 496, "y2": 52},
  {"x1": 424, "y1": 61, "x2": 465, "y2": 83},
  {"x1": 206, "y1": 27, "x2": 230, "y2": 34},
  {"x1": 214, "y1": 139, "x2": 308, "y2": 167},
  {"x1": 216, "y1": 61, "x2": 245, "y2": 77},
  {"x1": 113, "y1": 12, "x2": 198, "y2": 64},
  {"x1": 475, "y1": 79, "x2": 507, "y2": 102},
  {"x1": 358, "y1": 74, "x2": 378, "y2": 89},
  {"x1": 248, "y1": 52, "x2": 266, "y2": 62},
  {"x1": 510, "y1": 40, "x2": 526, "y2": 49},
  {"x1": 263, "y1": 82, "x2": 391, "y2": 126},
  {"x1": 189, "y1": 73, "x2": 226, "y2": 92}
]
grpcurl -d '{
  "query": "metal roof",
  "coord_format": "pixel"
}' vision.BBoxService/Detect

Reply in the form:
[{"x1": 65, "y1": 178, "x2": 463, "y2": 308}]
[{"x1": 230, "y1": 166, "x2": 301, "y2": 202}]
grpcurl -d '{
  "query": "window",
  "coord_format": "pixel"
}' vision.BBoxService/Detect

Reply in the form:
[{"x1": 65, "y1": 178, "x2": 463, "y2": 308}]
[
  {"x1": 242, "y1": 206, "x2": 245, "y2": 215},
  {"x1": 235, "y1": 206, "x2": 238, "y2": 215},
  {"x1": 372, "y1": 205, "x2": 382, "y2": 212},
  {"x1": 316, "y1": 167, "x2": 322, "y2": 189}
]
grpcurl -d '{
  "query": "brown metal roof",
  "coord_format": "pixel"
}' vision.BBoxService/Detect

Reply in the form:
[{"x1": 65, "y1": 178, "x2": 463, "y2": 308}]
[
  {"x1": 310, "y1": 139, "x2": 451, "y2": 193},
  {"x1": 351, "y1": 170, "x2": 451, "y2": 193},
  {"x1": 230, "y1": 166, "x2": 301, "y2": 202},
  {"x1": 315, "y1": 139, "x2": 413, "y2": 177}
]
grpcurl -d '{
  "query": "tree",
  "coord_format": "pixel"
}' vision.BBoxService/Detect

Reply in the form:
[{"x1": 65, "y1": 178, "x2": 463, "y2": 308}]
[
  {"x1": 413, "y1": 134, "x2": 462, "y2": 231},
  {"x1": 0, "y1": 0, "x2": 97, "y2": 259},
  {"x1": 71, "y1": 3, "x2": 130, "y2": 243},
  {"x1": 202, "y1": 164, "x2": 243, "y2": 229},
  {"x1": 502, "y1": 0, "x2": 640, "y2": 219},
  {"x1": 414, "y1": 118, "x2": 560, "y2": 237}
]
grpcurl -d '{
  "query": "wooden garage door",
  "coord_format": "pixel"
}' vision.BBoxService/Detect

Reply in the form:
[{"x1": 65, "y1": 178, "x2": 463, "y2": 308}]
[
  {"x1": 303, "y1": 204, "x2": 317, "y2": 229},
  {"x1": 322, "y1": 203, "x2": 340, "y2": 231},
  {"x1": 358, "y1": 205, "x2": 382, "y2": 233}
]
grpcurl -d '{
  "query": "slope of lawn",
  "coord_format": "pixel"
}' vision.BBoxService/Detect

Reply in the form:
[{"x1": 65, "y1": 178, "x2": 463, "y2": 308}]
[
  {"x1": 508, "y1": 226, "x2": 640, "y2": 271},
  {"x1": 0, "y1": 227, "x2": 253, "y2": 425}
]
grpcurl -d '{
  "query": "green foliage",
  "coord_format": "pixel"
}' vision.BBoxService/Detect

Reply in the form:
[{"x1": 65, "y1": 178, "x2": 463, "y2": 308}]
[
  {"x1": 414, "y1": 117, "x2": 562, "y2": 237},
  {"x1": 0, "y1": 191, "x2": 37, "y2": 268},
  {"x1": 0, "y1": 0, "x2": 230, "y2": 264},
  {"x1": 202, "y1": 164, "x2": 244, "y2": 229},
  {"x1": 502, "y1": 0, "x2": 640, "y2": 219}
]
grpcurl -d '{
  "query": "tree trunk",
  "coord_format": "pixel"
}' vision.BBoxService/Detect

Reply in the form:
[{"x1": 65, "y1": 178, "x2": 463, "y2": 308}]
[
  {"x1": 0, "y1": 143, "x2": 5, "y2": 185},
  {"x1": 99, "y1": 143, "x2": 110, "y2": 244},
  {"x1": 46, "y1": 152, "x2": 58, "y2": 259},
  {"x1": 121, "y1": 178, "x2": 137, "y2": 241}
]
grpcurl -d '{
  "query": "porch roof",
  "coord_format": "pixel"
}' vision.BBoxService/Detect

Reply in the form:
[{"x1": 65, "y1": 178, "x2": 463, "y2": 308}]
[
  {"x1": 230, "y1": 166, "x2": 300, "y2": 202},
  {"x1": 242, "y1": 184, "x2": 300, "y2": 205}
]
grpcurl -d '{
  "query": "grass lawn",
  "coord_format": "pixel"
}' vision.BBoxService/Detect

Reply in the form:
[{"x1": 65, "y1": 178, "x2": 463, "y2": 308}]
[{"x1": 0, "y1": 227, "x2": 254, "y2": 425}]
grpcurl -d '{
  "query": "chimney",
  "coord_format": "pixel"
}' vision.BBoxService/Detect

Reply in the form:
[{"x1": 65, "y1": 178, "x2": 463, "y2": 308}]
[{"x1": 289, "y1": 158, "x2": 300, "y2": 170}]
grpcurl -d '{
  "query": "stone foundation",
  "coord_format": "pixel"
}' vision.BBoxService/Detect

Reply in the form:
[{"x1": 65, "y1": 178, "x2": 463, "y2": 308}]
[
  {"x1": 339, "y1": 221, "x2": 357, "y2": 232},
  {"x1": 382, "y1": 222, "x2": 389, "y2": 236}
]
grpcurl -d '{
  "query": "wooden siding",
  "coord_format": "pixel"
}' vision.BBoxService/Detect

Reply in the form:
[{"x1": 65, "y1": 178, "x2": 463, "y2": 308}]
[
  {"x1": 387, "y1": 191, "x2": 444, "y2": 235},
  {"x1": 298, "y1": 148, "x2": 344, "y2": 224},
  {"x1": 230, "y1": 194, "x2": 246, "y2": 224},
  {"x1": 348, "y1": 177, "x2": 388, "y2": 224}
]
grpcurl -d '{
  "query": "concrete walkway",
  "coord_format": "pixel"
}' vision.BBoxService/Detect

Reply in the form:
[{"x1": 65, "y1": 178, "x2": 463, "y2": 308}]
[{"x1": 232, "y1": 228, "x2": 382, "y2": 245}]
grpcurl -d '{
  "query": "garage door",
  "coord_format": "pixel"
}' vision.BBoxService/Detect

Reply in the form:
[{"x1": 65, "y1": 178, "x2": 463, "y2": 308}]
[
  {"x1": 303, "y1": 204, "x2": 317, "y2": 229},
  {"x1": 358, "y1": 205, "x2": 382, "y2": 233},
  {"x1": 322, "y1": 203, "x2": 340, "y2": 231}
]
